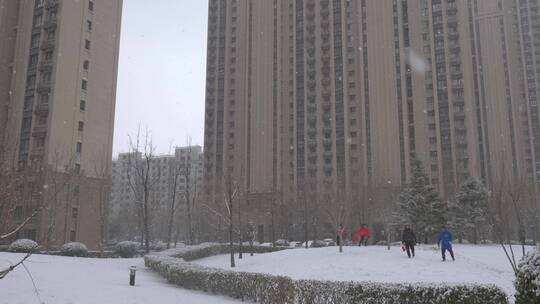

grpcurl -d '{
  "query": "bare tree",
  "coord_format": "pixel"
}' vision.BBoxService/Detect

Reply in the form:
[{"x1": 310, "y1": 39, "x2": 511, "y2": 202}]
[
  {"x1": 93, "y1": 155, "x2": 112, "y2": 255},
  {"x1": 125, "y1": 127, "x2": 161, "y2": 253},
  {"x1": 223, "y1": 172, "x2": 239, "y2": 268},
  {"x1": 183, "y1": 141, "x2": 195, "y2": 245},
  {"x1": 166, "y1": 156, "x2": 182, "y2": 248}
]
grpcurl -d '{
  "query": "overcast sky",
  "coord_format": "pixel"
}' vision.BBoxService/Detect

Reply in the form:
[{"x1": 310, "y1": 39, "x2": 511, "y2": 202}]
[{"x1": 113, "y1": 0, "x2": 208, "y2": 156}]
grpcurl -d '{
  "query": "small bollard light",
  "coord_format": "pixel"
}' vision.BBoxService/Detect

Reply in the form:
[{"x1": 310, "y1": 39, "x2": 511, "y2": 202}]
[{"x1": 129, "y1": 266, "x2": 136, "y2": 286}]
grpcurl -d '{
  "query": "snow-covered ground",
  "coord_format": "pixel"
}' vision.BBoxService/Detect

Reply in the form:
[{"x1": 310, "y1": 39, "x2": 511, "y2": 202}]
[
  {"x1": 0, "y1": 253, "x2": 248, "y2": 304},
  {"x1": 195, "y1": 244, "x2": 531, "y2": 299}
]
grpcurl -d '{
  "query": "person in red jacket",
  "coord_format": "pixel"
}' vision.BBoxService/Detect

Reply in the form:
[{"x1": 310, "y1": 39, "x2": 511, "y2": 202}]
[{"x1": 353, "y1": 224, "x2": 371, "y2": 246}]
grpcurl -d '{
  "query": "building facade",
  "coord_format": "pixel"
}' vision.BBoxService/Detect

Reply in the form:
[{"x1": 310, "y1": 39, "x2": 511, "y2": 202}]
[
  {"x1": 109, "y1": 146, "x2": 204, "y2": 243},
  {"x1": 203, "y1": 0, "x2": 540, "y2": 242},
  {"x1": 0, "y1": 0, "x2": 122, "y2": 249}
]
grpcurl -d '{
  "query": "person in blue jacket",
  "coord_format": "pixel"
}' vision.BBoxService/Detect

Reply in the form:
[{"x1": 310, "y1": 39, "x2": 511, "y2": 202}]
[{"x1": 437, "y1": 226, "x2": 455, "y2": 261}]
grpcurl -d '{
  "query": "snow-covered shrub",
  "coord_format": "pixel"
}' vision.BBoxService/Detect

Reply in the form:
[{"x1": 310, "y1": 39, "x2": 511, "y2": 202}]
[
  {"x1": 8, "y1": 239, "x2": 39, "y2": 253},
  {"x1": 114, "y1": 241, "x2": 139, "y2": 258},
  {"x1": 309, "y1": 240, "x2": 327, "y2": 248},
  {"x1": 150, "y1": 241, "x2": 167, "y2": 252},
  {"x1": 60, "y1": 242, "x2": 88, "y2": 257},
  {"x1": 275, "y1": 239, "x2": 290, "y2": 247},
  {"x1": 323, "y1": 238, "x2": 336, "y2": 246},
  {"x1": 145, "y1": 244, "x2": 508, "y2": 304},
  {"x1": 515, "y1": 250, "x2": 540, "y2": 304}
]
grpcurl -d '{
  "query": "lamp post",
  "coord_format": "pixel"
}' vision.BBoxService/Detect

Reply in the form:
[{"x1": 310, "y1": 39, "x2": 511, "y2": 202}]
[{"x1": 129, "y1": 266, "x2": 137, "y2": 286}]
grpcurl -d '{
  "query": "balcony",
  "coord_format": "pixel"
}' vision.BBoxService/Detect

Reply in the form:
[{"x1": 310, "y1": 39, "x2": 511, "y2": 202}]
[
  {"x1": 30, "y1": 149, "x2": 45, "y2": 162},
  {"x1": 38, "y1": 60, "x2": 53, "y2": 72},
  {"x1": 34, "y1": 102, "x2": 49, "y2": 114},
  {"x1": 32, "y1": 125, "x2": 47, "y2": 137},
  {"x1": 40, "y1": 39, "x2": 55, "y2": 51},
  {"x1": 43, "y1": 18, "x2": 57, "y2": 29},
  {"x1": 37, "y1": 81, "x2": 51, "y2": 93},
  {"x1": 46, "y1": 0, "x2": 59, "y2": 9}
]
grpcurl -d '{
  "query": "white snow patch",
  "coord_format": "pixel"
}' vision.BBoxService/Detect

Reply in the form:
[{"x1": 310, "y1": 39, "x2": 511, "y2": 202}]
[
  {"x1": 194, "y1": 244, "x2": 531, "y2": 300},
  {"x1": 0, "y1": 253, "x2": 249, "y2": 304}
]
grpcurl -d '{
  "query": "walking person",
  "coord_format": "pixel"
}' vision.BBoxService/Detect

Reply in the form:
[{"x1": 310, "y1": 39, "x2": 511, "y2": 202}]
[
  {"x1": 437, "y1": 226, "x2": 455, "y2": 261},
  {"x1": 401, "y1": 224, "x2": 416, "y2": 258},
  {"x1": 336, "y1": 224, "x2": 345, "y2": 252},
  {"x1": 353, "y1": 224, "x2": 371, "y2": 246},
  {"x1": 336, "y1": 224, "x2": 345, "y2": 246}
]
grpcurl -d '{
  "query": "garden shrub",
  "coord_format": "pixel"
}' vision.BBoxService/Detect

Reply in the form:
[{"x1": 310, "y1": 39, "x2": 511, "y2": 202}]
[
  {"x1": 115, "y1": 241, "x2": 139, "y2": 258},
  {"x1": 515, "y1": 250, "x2": 540, "y2": 304},
  {"x1": 8, "y1": 239, "x2": 39, "y2": 253},
  {"x1": 60, "y1": 242, "x2": 88, "y2": 257}
]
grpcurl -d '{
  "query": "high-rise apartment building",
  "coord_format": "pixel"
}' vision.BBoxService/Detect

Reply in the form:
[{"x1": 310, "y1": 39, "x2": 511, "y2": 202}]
[
  {"x1": 203, "y1": 0, "x2": 540, "y2": 241},
  {"x1": 110, "y1": 146, "x2": 204, "y2": 243},
  {"x1": 0, "y1": 0, "x2": 122, "y2": 248}
]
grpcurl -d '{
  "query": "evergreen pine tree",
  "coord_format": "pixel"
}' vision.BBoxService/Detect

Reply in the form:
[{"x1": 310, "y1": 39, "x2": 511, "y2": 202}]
[
  {"x1": 393, "y1": 158, "x2": 447, "y2": 243},
  {"x1": 450, "y1": 177, "x2": 489, "y2": 244}
]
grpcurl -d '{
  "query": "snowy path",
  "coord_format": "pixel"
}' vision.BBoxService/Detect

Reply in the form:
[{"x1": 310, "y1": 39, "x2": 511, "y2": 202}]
[
  {"x1": 195, "y1": 244, "x2": 529, "y2": 300},
  {"x1": 0, "y1": 253, "x2": 248, "y2": 304}
]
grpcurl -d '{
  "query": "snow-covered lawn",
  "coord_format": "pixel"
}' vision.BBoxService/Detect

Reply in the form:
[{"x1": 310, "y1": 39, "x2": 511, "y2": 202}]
[
  {"x1": 195, "y1": 244, "x2": 530, "y2": 299},
  {"x1": 0, "y1": 253, "x2": 247, "y2": 304}
]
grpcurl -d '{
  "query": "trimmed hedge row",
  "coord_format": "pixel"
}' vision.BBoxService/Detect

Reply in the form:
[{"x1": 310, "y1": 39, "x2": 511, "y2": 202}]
[
  {"x1": 177, "y1": 243, "x2": 285, "y2": 262},
  {"x1": 145, "y1": 244, "x2": 508, "y2": 304}
]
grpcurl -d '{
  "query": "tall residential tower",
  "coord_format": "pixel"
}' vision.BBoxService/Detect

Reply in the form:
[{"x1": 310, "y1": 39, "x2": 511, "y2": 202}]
[
  {"x1": 0, "y1": 0, "x2": 122, "y2": 248},
  {"x1": 203, "y1": 0, "x2": 540, "y2": 242}
]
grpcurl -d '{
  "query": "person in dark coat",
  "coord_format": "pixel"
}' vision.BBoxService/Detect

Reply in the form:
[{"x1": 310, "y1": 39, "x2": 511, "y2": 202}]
[
  {"x1": 401, "y1": 224, "x2": 416, "y2": 258},
  {"x1": 437, "y1": 226, "x2": 455, "y2": 261},
  {"x1": 336, "y1": 224, "x2": 345, "y2": 247}
]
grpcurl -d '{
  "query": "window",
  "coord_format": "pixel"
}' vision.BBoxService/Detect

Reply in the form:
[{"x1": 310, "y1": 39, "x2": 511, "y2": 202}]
[
  {"x1": 35, "y1": 137, "x2": 45, "y2": 147},
  {"x1": 81, "y1": 79, "x2": 87, "y2": 90},
  {"x1": 70, "y1": 230, "x2": 76, "y2": 242},
  {"x1": 24, "y1": 96, "x2": 33, "y2": 110},
  {"x1": 88, "y1": 1, "x2": 94, "y2": 12},
  {"x1": 31, "y1": 34, "x2": 40, "y2": 48},
  {"x1": 47, "y1": 30, "x2": 55, "y2": 40},
  {"x1": 75, "y1": 164, "x2": 81, "y2": 174},
  {"x1": 80, "y1": 100, "x2": 86, "y2": 111},
  {"x1": 87, "y1": 20, "x2": 92, "y2": 31},
  {"x1": 78, "y1": 121, "x2": 84, "y2": 131},
  {"x1": 45, "y1": 51, "x2": 53, "y2": 61},
  {"x1": 83, "y1": 60, "x2": 89, "y2": 70},
  {"x1": 76, "y1": 142, "x2": 82, "y2": 153},
  {"x1": 72, "y1": 207, "x2": 78, "y2": 220},
  {"x1": 85, "y1": 39, "x2": 91, "y2": 50}
]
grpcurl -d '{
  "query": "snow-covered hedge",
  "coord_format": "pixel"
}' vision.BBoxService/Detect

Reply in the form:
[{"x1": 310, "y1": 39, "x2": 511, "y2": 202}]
[
  {"x1": 145, "y1": 244, "x2": 507, "y2": 304},
  {"x1": 174, "y1": 243, "x2": 285, "y2": 262},
  {"x1": 150, "y1": 241, "x2": 167, "y2": 252},
  {"x1": 275, "y1": 239, "x2": 290, "y2": 247},
  {"x1": 114, "y1": 241, "x2": 140, "y2": 258},
  {"x1": 60, "y1": 242, "x2": 88, "y2": 257},
  {"x1": 515, "y1": 250, "x2": 540, "y2": 304},
  {"x1": 8, "y1": 239, "x2": 39, "y2": 253}
]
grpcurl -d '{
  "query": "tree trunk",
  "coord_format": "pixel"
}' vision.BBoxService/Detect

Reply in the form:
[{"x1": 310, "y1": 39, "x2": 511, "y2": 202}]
[
  {"x1": 187, "y1": 193, "x2": 194, "y2": 245},
  {"x1": 144, "y1": 192, "x2": 150, "y2": 253},
  {"x1": 238, "y1": 199, "x2": 243, "y2": 259},
  {"x1": 229, "y1": 212, "x2": 235, "y2": 268},
  {"x1": 166, "y1": 177, "x2": 178, "y2": 249}
]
